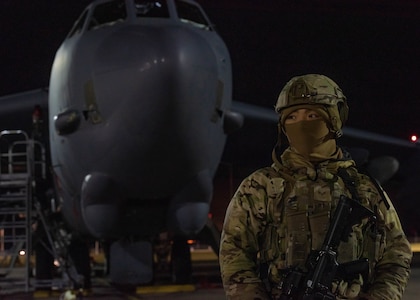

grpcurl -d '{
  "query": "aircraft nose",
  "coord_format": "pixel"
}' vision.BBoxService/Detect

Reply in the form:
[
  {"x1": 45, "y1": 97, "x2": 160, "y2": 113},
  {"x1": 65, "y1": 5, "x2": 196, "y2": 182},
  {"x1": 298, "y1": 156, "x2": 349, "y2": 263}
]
[
  {"x1": 88, "y1": 25, "x2": 215, "y2": 136},
  {"x1": 93, "y1": 26, "x2": 172, "y2": 77},
  {"x1": 81, "y1": 26, "x2": 222, "y2": 197}
]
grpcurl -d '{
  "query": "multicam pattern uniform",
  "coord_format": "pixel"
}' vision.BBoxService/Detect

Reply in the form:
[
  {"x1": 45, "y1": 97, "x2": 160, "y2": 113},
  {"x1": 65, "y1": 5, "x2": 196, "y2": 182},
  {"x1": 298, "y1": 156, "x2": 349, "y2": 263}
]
[{"x1": 219, "y1": 150, "x2": 412, "y2": 300}]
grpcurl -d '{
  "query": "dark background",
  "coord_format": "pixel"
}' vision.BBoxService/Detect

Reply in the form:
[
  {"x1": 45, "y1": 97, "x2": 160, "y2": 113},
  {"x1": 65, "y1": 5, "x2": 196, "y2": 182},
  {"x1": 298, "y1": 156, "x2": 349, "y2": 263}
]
[
  {"x1": 1, "y1": 0, "x2": 420, "y2": 139},
  {"x1": 1, "y1": 0, "x2": 420, "y2": 233},
  {"x1": 1, "y1": 1, "x2": 420, "y2": 153}
]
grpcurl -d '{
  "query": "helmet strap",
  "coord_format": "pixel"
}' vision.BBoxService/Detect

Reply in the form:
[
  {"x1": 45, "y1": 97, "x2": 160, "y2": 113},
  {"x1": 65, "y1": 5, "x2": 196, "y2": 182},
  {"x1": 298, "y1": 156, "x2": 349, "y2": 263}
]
[
  {"x1": 272, "y1": 122, "x2": 284, "y2": 166},
  {"x1": 335, "y1": 129, "x2": 343, "y2": 138}
]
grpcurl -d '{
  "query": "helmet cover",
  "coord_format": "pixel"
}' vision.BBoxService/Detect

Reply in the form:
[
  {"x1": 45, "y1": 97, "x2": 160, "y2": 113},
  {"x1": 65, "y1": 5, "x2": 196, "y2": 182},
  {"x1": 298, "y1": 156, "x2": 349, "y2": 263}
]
[{"x1": 275, "y1": 74, "x2": 348, "y2": 135}]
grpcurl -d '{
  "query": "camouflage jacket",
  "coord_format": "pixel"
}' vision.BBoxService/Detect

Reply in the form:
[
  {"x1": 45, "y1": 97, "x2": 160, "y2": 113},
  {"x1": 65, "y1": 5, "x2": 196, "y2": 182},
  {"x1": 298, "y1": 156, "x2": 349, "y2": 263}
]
[{"x1": 219, "y1": 149, "x2": 412, "y2": 300}]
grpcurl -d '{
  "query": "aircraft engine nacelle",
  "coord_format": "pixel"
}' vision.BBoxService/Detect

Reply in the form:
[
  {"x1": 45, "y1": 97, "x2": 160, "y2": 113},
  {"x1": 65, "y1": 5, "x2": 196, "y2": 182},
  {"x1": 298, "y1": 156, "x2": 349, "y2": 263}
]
[{"x1": 81, "y1": 172, "x2": 124, "y2": 238}]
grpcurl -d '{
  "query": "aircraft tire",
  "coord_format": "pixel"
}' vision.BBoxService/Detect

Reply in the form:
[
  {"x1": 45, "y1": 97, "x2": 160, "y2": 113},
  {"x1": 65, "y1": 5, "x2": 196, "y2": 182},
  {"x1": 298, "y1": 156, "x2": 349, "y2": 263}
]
[{"x1": 170, "y1": 238, "x2": 192, "y2": 284}]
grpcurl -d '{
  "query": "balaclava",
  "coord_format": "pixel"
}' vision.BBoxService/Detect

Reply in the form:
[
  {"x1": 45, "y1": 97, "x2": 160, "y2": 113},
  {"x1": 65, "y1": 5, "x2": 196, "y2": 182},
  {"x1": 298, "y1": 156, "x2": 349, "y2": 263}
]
[{"x1": 281, "y1": 104, "x2": 338, "y2": 162}]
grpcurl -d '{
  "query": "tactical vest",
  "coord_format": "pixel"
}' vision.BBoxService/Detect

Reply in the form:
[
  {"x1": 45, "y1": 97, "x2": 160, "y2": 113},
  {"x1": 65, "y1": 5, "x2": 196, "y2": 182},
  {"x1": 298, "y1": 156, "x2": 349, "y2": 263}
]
[{"x1": 260, "y1": 164, "x2": 386, "y2": 287}]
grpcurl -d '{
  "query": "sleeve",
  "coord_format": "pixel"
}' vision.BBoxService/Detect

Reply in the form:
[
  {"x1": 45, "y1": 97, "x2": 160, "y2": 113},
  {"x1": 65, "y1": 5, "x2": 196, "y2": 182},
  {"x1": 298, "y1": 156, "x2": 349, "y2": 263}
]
[
  {"x1": 363, "y1": 190, "x2": 412, "y2": 300},
  {"x1": 219, "y1": 172, "x2": 272, "y2": 300}
]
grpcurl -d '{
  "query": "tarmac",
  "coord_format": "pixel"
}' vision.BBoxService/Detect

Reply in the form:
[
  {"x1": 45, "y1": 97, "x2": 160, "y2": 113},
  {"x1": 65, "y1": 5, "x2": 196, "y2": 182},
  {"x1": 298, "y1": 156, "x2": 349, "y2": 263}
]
[
  {"x1": 1, "y1": 254, "x2": 420, "y2": 299},
  {"x1": 2, "y1": 268, "x2": 420, "y2": 299}
]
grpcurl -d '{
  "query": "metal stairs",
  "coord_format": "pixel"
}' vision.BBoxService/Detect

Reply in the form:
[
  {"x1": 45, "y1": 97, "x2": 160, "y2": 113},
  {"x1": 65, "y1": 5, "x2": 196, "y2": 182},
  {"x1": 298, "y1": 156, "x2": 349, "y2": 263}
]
[
  {"x1": 0, "y1": 130, "x2": 37, "y2": 291},
  {"x1": 0, "y1": 130, "x2": 83, "y2": 294}
]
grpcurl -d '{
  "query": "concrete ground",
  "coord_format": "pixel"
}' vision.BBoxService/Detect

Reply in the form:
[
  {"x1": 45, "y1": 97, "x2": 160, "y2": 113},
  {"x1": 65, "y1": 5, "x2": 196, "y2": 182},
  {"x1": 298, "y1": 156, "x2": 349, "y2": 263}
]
[{"x1": 1, "y1": 254, "x2": 419, "y2": 299}]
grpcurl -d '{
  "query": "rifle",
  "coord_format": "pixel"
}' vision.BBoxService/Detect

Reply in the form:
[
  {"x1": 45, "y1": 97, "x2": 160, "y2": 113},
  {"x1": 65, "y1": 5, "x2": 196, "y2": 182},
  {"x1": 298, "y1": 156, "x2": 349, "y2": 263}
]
[{"x1": 278, "y1": 195, "x2": 374, "y2": 300}]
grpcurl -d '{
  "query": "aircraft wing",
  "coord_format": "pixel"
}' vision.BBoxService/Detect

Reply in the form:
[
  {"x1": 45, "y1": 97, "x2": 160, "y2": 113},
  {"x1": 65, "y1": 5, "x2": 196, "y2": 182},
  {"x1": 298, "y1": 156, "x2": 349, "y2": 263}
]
[
  {"x1": 0, "y1": 89, "x2": 49, "y2": 133},
  {"x1": 232, "y1": 101, "x2": 418, "y2": 150},
  {"x1": 0, "y1": 89, "x2": 48, "y2": 115}
]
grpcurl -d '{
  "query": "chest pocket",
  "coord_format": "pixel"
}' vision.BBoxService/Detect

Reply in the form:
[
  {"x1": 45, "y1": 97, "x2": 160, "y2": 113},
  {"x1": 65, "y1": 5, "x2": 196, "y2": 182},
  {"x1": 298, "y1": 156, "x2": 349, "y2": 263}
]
[
  {"x1": 262, "y1": 166, "x2": 384, "y2": 287},
  {"x1": 283, "y1": 180, "x2": 340, "y2": 269},
  {"x1": 260, "y1": 177, "x2": 287, "y2": 265}
]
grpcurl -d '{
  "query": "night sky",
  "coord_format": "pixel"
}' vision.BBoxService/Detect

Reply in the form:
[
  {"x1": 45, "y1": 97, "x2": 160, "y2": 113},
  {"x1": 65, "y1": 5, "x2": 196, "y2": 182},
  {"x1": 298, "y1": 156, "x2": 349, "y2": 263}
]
[
  {"x1": 1, "y1": 0, "x2": 420, "y2": 138},
  {"x1": 1, "y1": 1, "x2": 420, "y2": 229}
]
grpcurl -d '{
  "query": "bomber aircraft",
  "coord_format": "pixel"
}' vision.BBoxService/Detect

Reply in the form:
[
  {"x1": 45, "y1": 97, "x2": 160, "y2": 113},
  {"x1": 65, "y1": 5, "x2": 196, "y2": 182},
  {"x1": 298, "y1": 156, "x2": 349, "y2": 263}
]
[{"x1": 1, "y1": 0, "x2": 244, "y2": 286}]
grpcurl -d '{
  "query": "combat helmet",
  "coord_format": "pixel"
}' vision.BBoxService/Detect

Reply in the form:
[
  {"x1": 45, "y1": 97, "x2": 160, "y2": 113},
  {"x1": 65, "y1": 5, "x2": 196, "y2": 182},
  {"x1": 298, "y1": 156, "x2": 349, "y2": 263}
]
[{"x1": 275, "y1": 74, "x2": 349, "y2": 138}]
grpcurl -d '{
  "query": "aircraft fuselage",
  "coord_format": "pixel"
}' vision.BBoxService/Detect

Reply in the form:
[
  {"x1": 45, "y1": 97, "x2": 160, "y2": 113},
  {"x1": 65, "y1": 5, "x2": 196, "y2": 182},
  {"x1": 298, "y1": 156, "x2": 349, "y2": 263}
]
[{"x1": 48, "y1": 0, "x2": 233, "y2": 239}]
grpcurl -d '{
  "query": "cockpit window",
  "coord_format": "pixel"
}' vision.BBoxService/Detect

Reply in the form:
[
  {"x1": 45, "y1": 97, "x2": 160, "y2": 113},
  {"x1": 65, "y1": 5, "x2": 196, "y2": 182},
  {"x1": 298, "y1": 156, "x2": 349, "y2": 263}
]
[
  {"x1": 175, "y1": 0, "x2": 210, "y2": 30},
  {"x1": 67, "y1": 9, "x2": 88, "y2": 38},
  {"x1": 134, "y1": 1, "x2": 169, "y2": 18},
  {"x1": 88, "y1": 0, "x2": 127, "y2": 30}
]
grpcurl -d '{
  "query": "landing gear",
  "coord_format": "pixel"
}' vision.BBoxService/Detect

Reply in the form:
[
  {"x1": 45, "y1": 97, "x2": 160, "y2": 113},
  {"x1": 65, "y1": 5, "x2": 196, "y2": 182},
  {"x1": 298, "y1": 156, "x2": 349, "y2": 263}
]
[{"x1": 170, "y1": 238, "x2": 192, "y2": 284}]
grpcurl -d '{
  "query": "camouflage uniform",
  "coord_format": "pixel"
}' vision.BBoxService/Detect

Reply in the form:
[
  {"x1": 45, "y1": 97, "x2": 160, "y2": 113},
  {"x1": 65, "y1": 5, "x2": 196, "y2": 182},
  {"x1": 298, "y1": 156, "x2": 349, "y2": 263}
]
[
  {"x1": 219, "y1": 148, "x2": 412, "y2": 299},
  {"x1": 220, "y1": 74, "x2": 412, "y2": 299}
]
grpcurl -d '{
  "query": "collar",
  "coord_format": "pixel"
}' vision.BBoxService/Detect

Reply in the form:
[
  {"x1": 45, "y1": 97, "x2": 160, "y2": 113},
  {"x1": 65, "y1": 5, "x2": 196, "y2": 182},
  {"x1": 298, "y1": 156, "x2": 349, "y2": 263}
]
[{"x1": 277, "y1": 147, "x2": 355, "y2": 180}]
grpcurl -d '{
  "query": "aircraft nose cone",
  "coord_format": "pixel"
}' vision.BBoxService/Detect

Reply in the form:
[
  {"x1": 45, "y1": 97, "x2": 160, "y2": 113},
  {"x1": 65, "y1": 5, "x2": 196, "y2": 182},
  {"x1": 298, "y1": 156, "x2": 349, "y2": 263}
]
[
  {"x1": 89, "y1": 26, "x2": 188, "y2": 132},
  {"x1": 82, "y1": 26, "x2": 222, "y2": 198},
  {"x1": 93, "y1": 27, "x2": 167, "y2": 74}
]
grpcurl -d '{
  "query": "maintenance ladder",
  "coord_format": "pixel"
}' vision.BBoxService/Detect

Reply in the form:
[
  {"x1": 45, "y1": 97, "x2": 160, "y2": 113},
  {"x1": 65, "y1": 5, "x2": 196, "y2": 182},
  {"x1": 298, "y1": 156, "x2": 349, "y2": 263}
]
[{"x1": 0, "y1": 130, "x2": 46, "y2": 292}]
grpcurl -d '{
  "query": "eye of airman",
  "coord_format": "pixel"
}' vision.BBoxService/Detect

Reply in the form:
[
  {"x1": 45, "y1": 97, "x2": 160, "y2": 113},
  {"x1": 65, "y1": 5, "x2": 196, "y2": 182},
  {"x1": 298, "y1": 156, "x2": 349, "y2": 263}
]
[
  {"x1": 308, "y1": 112, "x2": 320, "y2": 119},
  {"x1": 284, "y1": 109, "x2": 321, "y2": 124},
  {"x1": 285, "y1": 114, "x2": 296, "y2": 120}
]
